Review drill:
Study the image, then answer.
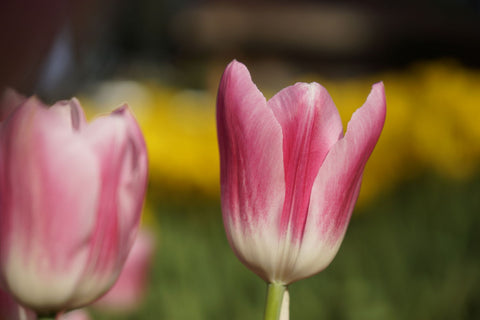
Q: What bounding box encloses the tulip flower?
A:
[216,60,386,319]
[94,229,154,312]
[0,91,148,318]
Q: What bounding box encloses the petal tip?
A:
[112,103,130,116]
[371,81,386,103]
[344,81,386,142]
[372,81,384,89]
[371,81,386,118]
[223,59,250,80]
[218,59,265,107]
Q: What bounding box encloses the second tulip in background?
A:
[0,90,148,318]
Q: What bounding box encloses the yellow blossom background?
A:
[81,59,480,320]
[82,60,480,207]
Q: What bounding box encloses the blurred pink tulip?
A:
[60,309,91,320]
[94,230,154,312]
[0,91,148,316]
[217,60,386,284]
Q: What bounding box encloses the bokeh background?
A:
[1,0,480,319]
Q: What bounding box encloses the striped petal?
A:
[269,82,343,242]
[292,82,386,283]
[0,98,100,311]
[72,106,147,307]
[217,60,286,280]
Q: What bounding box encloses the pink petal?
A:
[113,106,148,247]
[73,105,147,305]
[293,82,386,281]
[217,60,285,235]
[0,98,100,310]
[269,82,343,241]
[316,82,385,238]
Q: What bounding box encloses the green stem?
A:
[263,282,287,320]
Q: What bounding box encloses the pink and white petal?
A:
[72,108,146,307]
[217,60,286,281]
[112,105,148,251]
[292,82,386,283]
[269,82,343,242]
[0,99,101,311]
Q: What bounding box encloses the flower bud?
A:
[216,61,385,284]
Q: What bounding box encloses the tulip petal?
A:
[217,61,286,232]
[217,60,286,280]
[269,82,343,242]
[73,105,147,306]
[0,99,100,310]
[292,82,386,282]
[113,106,148,248]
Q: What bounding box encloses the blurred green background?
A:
[1,0,480,319]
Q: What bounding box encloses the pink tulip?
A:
[0,92,148,316]
[216,60,386,284]
[94,229,154,312]
[60,309,91,320]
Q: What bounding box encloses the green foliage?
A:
[92,175,480,319]
[291,175,480,320]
